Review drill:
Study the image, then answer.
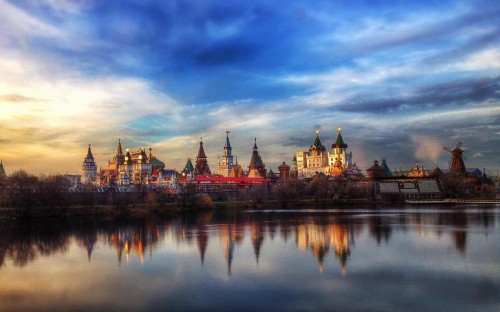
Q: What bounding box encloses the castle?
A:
[81,139,176,187]
[294,128,361,179]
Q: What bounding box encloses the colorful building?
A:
[295,129,360,179]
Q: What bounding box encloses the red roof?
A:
[194,176,268,185]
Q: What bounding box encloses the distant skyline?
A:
[0,0,499,175]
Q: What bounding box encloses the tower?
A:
[194,138,211,175]
[116,139,124,166]
[248,138,266,178]
[278,162,291,180]
[82,144,97,184]
[218,131,234,177]
[0,160,6,178]
[331,128,352,169]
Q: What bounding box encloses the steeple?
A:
[114,139,125,166]
[117,139,123,156]
[225,131,232,156]
[0,160,6,178]
[218,131,234,177]
[248,138,266,178]
[309,130,326,153]
[183,158,194,173]
[195,139,211,175]
[197,138,207,159]
[333,128,348,149]
[82,144,97,184]
[86,144,94,161]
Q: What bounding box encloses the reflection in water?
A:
[0,207,498,312]
[0,209,496,274]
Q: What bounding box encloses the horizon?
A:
[0,0,499,176]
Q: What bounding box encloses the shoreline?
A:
[1,198,498,221]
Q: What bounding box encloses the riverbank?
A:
[1,197,498,222]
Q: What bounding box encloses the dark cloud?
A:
[338,76,500,113]
[358,7,500,52]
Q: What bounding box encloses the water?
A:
[0,207,499,312]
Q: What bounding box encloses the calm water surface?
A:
[0,207,499,312]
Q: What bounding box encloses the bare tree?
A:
[8,170,40,217]
[308,173,329,205]
[177,183,198,207]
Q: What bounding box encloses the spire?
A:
[117,139,123,156]
[149,147,153,159]
[225,131,231,150]
[86,144,94,160]
[195,139,211,175]
[310,130,326,152]
[333,128,348,149]
[183,158,194,173]
[197,138,207,159]
[0,160,6,178]
[248,138,266,177]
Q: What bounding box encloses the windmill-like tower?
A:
[443,141,467,173]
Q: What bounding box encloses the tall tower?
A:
[218,131,234,177]
[248,138,266,178]
[331,128,352,169]
[194,138,211,175]
[0,160,6,178]
[82,144,97,184]
[116,139,125,166]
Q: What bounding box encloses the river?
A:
[0,206,499,311]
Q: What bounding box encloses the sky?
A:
[0,0,499,176]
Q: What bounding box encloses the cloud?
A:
[411,135,443,164]
[337,76,500,114]
[472,153,484,158]
[0,94,44,103]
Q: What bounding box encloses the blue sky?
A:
[0,0,499,175]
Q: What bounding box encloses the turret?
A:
[218,131,234,177]
[194,138,211,175]
[248,138,266,178]
[82,144,97,184]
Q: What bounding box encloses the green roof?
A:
[333,128,348,148]
[380,159,393,177]
[183,158,194,172]
[310,131,326,152]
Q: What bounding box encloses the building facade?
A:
[295,129,358,179]
[83,140,175,187]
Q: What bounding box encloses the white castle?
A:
[293,128,360,179]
